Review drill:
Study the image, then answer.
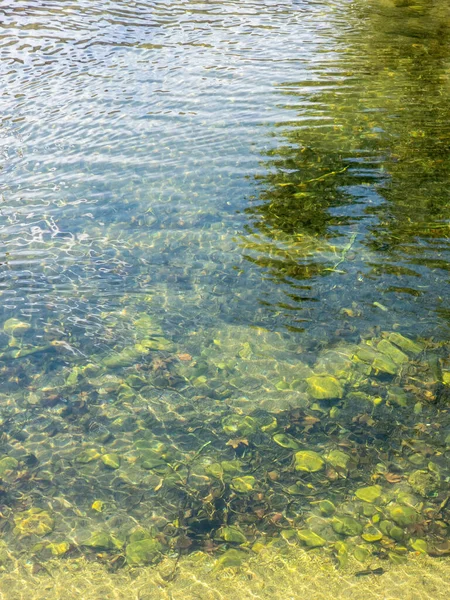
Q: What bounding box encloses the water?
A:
[0,0,449,594]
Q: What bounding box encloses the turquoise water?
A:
[0,0,449,577]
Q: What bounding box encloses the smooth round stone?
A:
[126,538,162,565]
[230,476,255,493]
[219,526,247,544]
[319,500,336,516]
[389,504,419,527]
[273,433,299,449]
[306,375,343,400]
[101,453,120,469]
[332,516,363,537]
[326,450,352,470]
[294,450,325,472]
[355,485,382,503]
[361,526,382,542]
[215,549,245,569]
[297,530,326,547]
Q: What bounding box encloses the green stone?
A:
[219,527,247,544]
[272,433,299,449]
[221,460,243,475]
[140,450,167,470]
[354,545,371,562]
[222,415,258,436]
[372,354,398,375]
[377,340,408,365]
[319,500,336,516]
[388,333,423,355]
[103,346,141,368]
[389,526,405,542]
[205,463,224,479]
[101,453,120,469]
[128,528,152,543]
[0,456,19,477]
[356,345,381,364]
[379,520,392,536]
[387,386,408,407]
[306,375,343,400]
[332,516,363,537]
[408,470,439,497]
[13,509,54,537]
[47,542,70,556]
[326,450,352,470]
[297,530,326,547]
[355,485,382,503]
[84,531,123,550]
[76,449,100,464]
[126,538,162,565]
[3,318,30,335]
[231,476,255,493]
[294,450,325,473]
[334,540,349,568]
[361,526,382,542]
[215,549,245,569]
[66,367,81,386]
[389,504,419,527]
[411,538,428,554]
[388,551,407,564]
[260,416,278,433]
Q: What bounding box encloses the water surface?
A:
[0,0,449,586]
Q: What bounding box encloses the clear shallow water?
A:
[0,0,449,582]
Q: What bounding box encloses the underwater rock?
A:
[387,333,423,355]
[361,526,382,542]
[389,526,405,542]
[91,500,105,512]
[13,509,54,537]
[47,542,70,556]
[377,340,408,365]
[101,453,120,469]
[306,375,343,400]
[354,545,371,562]
[215,549,246,569]
[355,485,382,503]
[411,538,428,554]
[0,456,19,477]
[332,516,363,537]
[389,504,419,527]
[294,451,325,472]
[3,318,31,335]
[408,469,439,497]
[387,386,408,407]
[222,415,258,436]
[372,354,398,375]
[205,463,224,479]
[325,450,352,470]
[140,449,168,471]
[76,449,101,464]
[219,526,247,544]
[273,433,300,449]
[84,531,123,551]
[230,476,255,493]
[297,530,326,547]
[126,538,163,565]
[318,500,336,516]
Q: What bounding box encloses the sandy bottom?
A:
[0,545,448,600]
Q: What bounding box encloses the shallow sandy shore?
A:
[0,545,448,600]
